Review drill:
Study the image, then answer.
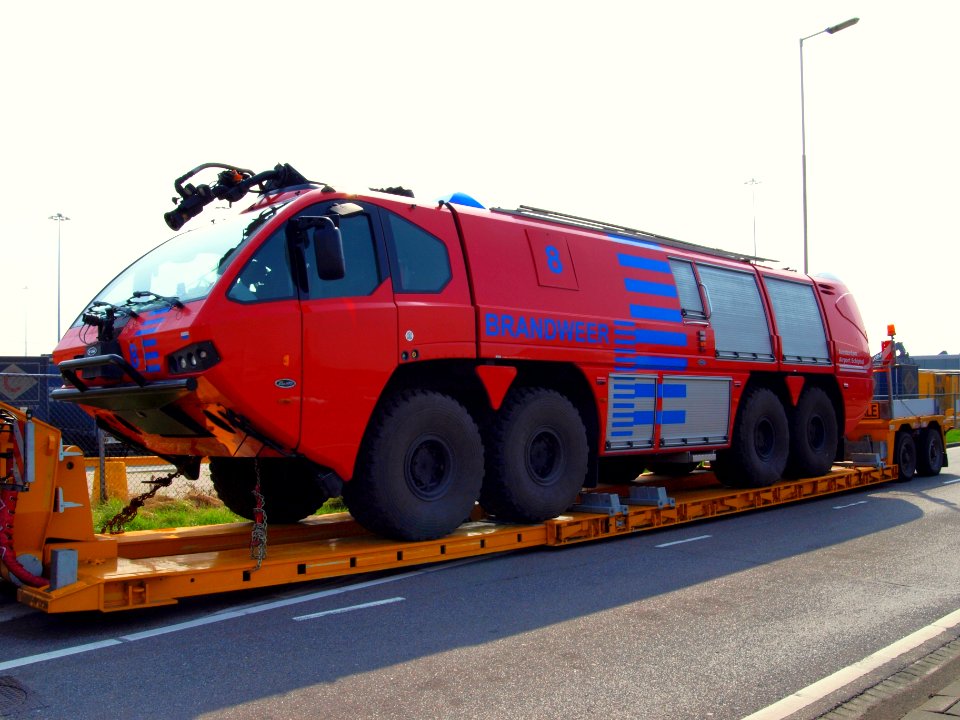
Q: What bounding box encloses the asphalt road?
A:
[2,448,959,720]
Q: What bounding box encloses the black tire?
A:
[209,457,336,523]
[786,386,839,478]
[646,461,699,477]
[893,430,917,481]
[480,388,588,522]
[342,391,483,541]
[916,428,944,477]
[598,455,646,484]
[713,386,789,488]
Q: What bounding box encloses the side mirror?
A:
[287,216,346,281]
[311,218,346,281]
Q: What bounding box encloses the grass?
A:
[92,493,348,532]
[947,428,960,445]
[92,494,243,532]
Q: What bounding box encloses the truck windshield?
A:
[74,205,283,324]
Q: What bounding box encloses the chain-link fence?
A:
[0,355,214,503]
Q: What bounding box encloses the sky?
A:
[3,0,958,358]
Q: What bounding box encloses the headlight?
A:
[167,341,221,375]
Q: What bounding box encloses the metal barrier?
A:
[1,361,214,503]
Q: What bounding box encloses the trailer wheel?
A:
[916,428,944,476]
[713,386,788,488]
[893,430,917,481]
[480,388,588,522]
[209,457,336,523]
[343,391,483,541]
[785,386,838,478]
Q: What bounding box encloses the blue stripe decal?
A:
[615,356,689,371]
[611,383,656,399]
[629,305,683,323]
[617,254,671,274]
[607,233,661,251]
[144,351,160,360]
[660,410,686,425]
[146,364,162,372]
[659,384,687,398]
[142,338,158,347]
[617,328,688,347]
[624,278,677,298]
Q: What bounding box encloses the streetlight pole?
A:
[744,178,761,258]
[22,286,29,355]
[48,213,71,342]
[800,16,859,275]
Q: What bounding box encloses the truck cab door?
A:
[216,226,305,454]
[296,203,398,480]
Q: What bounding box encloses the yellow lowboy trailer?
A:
[0,400,912,614]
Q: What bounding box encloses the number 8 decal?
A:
[545,245,563,274]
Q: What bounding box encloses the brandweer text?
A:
[485,312,609,345]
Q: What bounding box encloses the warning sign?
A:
[0,365,38,402]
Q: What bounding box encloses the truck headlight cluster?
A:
[167,341,221,375]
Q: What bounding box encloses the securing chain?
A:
[250,458,268,571]
[101,469,183,534]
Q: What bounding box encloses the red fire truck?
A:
[51,163,874,541]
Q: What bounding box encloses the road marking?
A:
[0,557,485,671]
[942,478,960,485]
[293,597,404,621]
[742,606,960,720]
[655,535,711,548]
[833,500,869,509]
[0,640,122,673]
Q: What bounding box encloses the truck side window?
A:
[226,229,295,303]
[308,213,380,300]
[669,258,704,318]
[764,277,830,364]
[382,212,451,293]
[696,264,774,361]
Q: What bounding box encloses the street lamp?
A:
[800,16,859,274]
[48,212,71,342]
[744,178,761,258]
[21,286,29,355]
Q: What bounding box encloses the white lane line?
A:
[293,597,404,621]
[942,478,960,485]
[833,500,869,509]
[742,607,960,720]
[655,535,711,548]
[0,640,122,673]
[0,557,485,671]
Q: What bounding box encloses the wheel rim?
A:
[900,442,915,471]
[526,428,563,487]
[806,414,826,452]
[755,418,776,461]
[404,434,454,501]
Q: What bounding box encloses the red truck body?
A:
[52,166,873,540]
